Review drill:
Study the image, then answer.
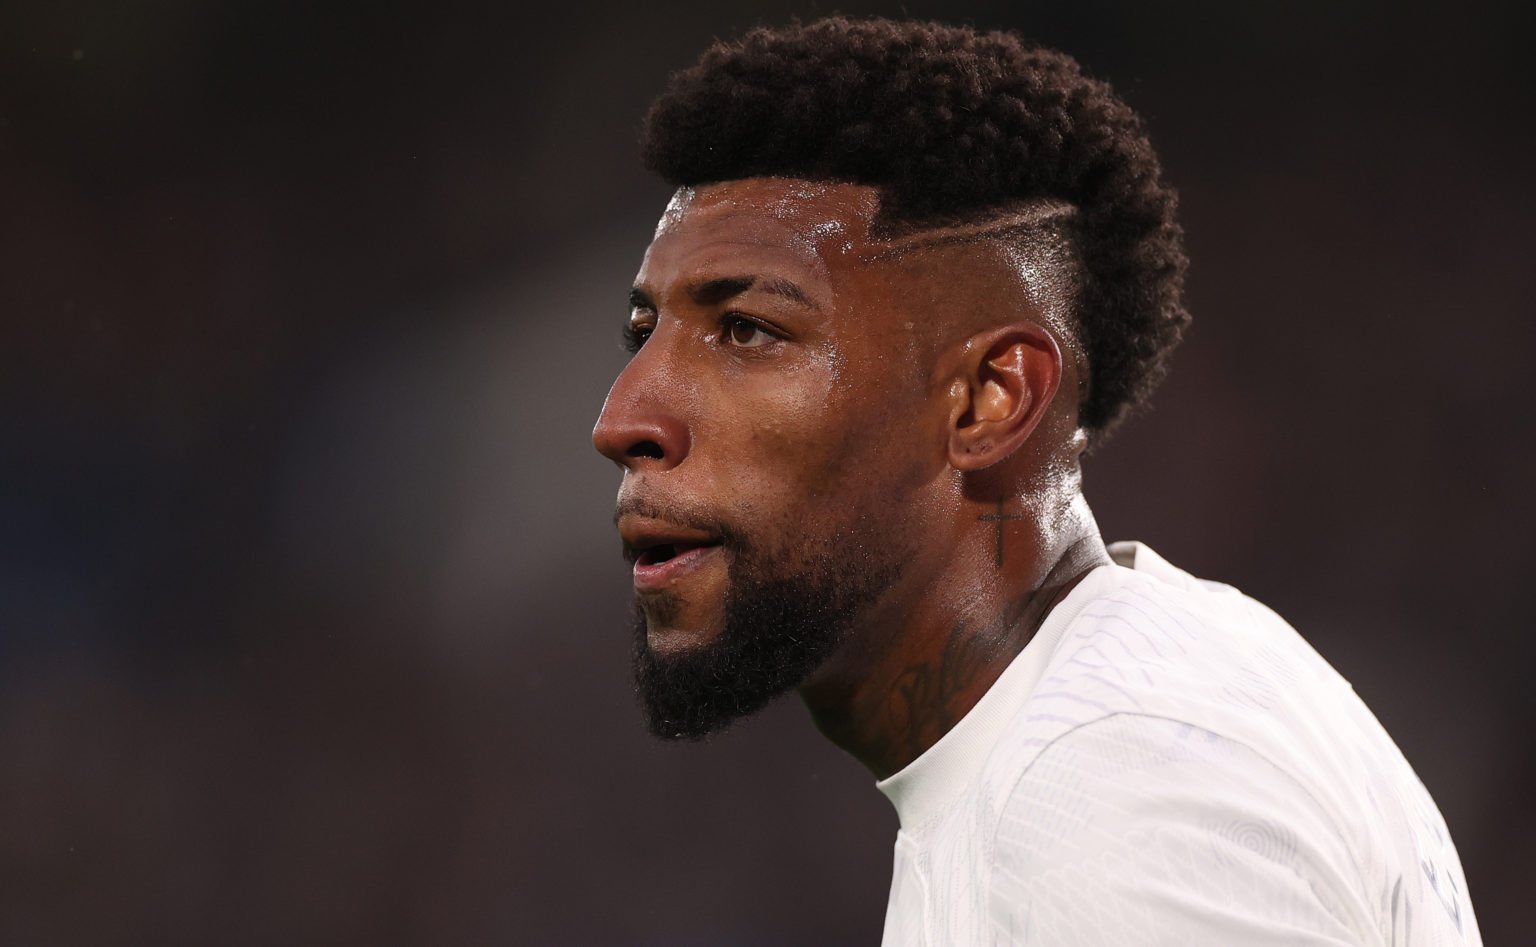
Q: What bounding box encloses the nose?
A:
[592,352,691,472]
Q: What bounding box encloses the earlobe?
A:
[946,325,1062,471]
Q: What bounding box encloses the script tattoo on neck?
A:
[882,593,1033,767]
[872,561,1089,777]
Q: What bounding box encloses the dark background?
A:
[2,1,1530,943]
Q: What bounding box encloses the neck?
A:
[799,496,1108,780]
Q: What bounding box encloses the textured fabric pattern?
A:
[877,543,1479,946]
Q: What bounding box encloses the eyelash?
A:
[621,314,780,354]
[621,322,649,354]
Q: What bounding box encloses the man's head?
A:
[593,18,1189,739]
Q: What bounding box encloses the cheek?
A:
[745,384,842,477]
[697,366,846,498]
[698,335,938,507]
[762,381,929,502]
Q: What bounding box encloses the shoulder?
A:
[989,555,1343,781]
[966,548,1478,945]
[1019,546,1355,759]
[983,552,1362,853]
[983,712,1375,945]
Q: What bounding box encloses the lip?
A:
[618,513,724,592]
[633,544,722,592]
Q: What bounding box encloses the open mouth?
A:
[616,510,724,590]
[637,540,717,566]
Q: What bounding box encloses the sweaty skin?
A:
[593,177,1109,778]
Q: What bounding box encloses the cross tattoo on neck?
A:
[977,499,1024,568]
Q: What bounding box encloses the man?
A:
[592,17,1479,946]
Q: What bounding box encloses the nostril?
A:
[627,440,664,460]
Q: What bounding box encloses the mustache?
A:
[613,494,748,548]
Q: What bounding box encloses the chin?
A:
[636,595,724,657]
[643,623,718,658]
[626,496,914,739]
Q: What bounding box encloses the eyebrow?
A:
[628,275,821,312]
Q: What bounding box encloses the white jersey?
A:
[877,543,1479,946]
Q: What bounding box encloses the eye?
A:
[622,319,654,354]
[722,315,776,349]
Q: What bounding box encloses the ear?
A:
[945,323,1063,471]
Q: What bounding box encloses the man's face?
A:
[592,178,952,738]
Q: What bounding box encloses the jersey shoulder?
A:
[972,556,1479,946]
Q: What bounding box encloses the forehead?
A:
[638,178,886,287]
[633,178,1074,358]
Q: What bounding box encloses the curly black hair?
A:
[640,17,1190,440]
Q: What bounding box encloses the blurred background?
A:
[2,0,1530,943]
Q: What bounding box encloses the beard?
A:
[631,515,905,741]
